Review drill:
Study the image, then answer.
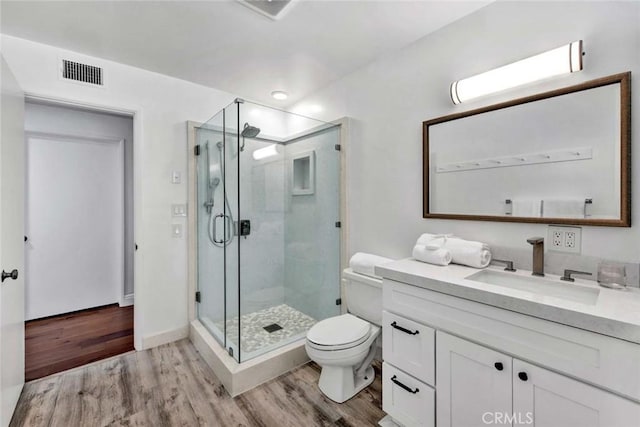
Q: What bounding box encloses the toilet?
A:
[305,268,382,403]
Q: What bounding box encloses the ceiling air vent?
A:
[60,59,104,86]
[238,0,295,20]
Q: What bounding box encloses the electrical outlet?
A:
[548,226,581,254]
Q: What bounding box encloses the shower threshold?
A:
[190,305,315,396]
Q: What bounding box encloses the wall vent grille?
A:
[61,59,104,86]
[237,0,294,20]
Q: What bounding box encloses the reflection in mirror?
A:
[423,72,630,227]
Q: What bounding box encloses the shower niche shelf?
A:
[292,150,315,196]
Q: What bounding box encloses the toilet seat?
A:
[307,314,371,351]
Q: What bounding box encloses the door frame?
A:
[24,93,143,350]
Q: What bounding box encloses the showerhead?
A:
[241,122,261,138]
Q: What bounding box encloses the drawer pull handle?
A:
[518,372,528,381]
[391,375,419,394]
[391,321,419,335]
[494,362,504,371]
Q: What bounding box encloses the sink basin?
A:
[466,270,600,305]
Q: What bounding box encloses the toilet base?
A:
[318,365,375,403]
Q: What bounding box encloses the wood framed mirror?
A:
[423,72,631,227]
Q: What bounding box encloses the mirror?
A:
[423,72,631,227]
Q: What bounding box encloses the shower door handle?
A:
[213,214,234,244]
[212,214,225,244]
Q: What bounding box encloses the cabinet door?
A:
[436,332,512,427]
[383,310,436,385]
[513,360,640,427]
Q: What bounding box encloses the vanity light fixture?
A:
[450,40,583,104]
[252,144,280,160]
[271,90,288,100]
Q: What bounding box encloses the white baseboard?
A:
[119,293,134,307]
[141,325,189,350]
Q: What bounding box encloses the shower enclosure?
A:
[195,99,341,363]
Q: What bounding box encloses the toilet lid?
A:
[307,314,371,348]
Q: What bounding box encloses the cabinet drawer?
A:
[383,362,435,427]
[383,311,435,385]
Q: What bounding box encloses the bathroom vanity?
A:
[377,259,640,427]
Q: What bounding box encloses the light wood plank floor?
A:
[10,339,385,427]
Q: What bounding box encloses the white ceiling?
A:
[0,1,490,106]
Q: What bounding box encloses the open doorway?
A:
[23,100,135,381]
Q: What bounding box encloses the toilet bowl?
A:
[305,268,382,403]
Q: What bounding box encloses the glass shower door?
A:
[196,109,226,347]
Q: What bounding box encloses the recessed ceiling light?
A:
[271,91,288,100]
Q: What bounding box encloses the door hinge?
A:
[335,298,342,306]
[194,144,201,156]
[334,144,341,151]
[135,243,138,251]
[195,291,201,303]
[335,221,341,228]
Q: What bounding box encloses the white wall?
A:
[291,1,640,265]
[24,102,135,298]
[0,35,236,348]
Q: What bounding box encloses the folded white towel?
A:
[416,233,492,268]
[512,199,542,217]
[412,245,452,266]
[543,199,585,218]
[349,252,394,278]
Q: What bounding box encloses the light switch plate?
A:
[171,171,182,184]
[172,204,187,217]
[172,224,183,238]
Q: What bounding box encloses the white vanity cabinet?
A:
[436,331,640,427]
[381,276,640,427]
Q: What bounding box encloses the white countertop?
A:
[375,258,640,344]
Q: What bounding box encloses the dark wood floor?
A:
[11,339,385,427]
[25,304,134,381]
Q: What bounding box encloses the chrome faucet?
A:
[526,237,544,277]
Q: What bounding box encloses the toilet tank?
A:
[343,268,383,326]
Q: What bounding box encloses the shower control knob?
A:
[1,269,18,283]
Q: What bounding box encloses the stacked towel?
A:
[412,244,452,266]
[543,199,585,218]
[415,233,492,268]
[349,252,394,278]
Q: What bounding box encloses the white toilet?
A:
[305,268,382,403]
